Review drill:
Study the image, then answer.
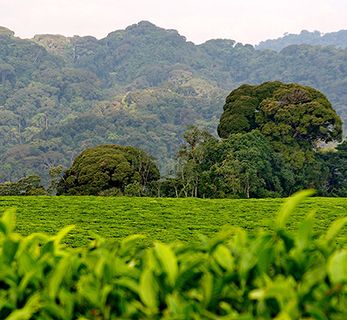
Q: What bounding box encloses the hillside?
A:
[257,29,347,51]
[0,21,346,182]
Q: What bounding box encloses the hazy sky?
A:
[1,0,347,44]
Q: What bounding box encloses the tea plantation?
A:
[0,196,346,246]
[0,191,346,319]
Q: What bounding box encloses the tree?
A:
[319,140,347,196]
[57,144,160,195]
[217,82,343,192]
[213,130,284,198]
[171,128,285,198]
[175,126,216,197]
[2,25,347,183]
[48,165,64,195]
[218,81,342,148]
[0,175,46,196]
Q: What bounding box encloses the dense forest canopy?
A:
[0,21,346,182]
[257,29,347,51]
[167,80,345,199]
[218,82,342,145]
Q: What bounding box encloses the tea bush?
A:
[1,196,346,247]
[0,190,346,319]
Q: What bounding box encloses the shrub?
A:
[0,190,346,319]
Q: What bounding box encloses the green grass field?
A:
[0,196,346,246]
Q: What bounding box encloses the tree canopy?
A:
[257,29,347,51]
[218,81,342,148]
[1,22,347,182]
[166,81,345,199]
[57,145,159,195]
[319,140,347,197]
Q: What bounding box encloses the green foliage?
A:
[1,23,347,181]
[215,131,284,198]
[213,82,344,197]
[175,126,217,197]
[0,175,46,196]
[173,127,311,198]
[218,81,342,147]
[47,165,64,195]
[0,195,346,247]
[124,182,142,197]
[0,26,15,37]
[257,29,347,51]
[319,140,347,197]
[57,144,160,195]
[0,191,346,319]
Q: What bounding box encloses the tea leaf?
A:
[154,242,178,286]
[5,293,40,320]
[48,255,72,299]
[54,225,75,248]
[322,217,347,243]
[328,249,347,284]
[213,244,234,271]
[275,190,315,229]
[120,234,146,253]
[139,269,158,309]
[0,209,16,235]
[202,272,213,306]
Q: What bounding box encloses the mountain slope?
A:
[256,29,347,51]
[0,22,346,182]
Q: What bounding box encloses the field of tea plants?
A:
[1,192,346,319]
[0,196,346,246]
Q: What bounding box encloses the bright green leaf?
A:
[139,269,158,309]
[276,190,315,229]
[154,242,178,286]
[328,249,347,284]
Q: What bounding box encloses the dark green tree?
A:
[319,140,347,196]
[175,126,217,197]
[0,175,46,196]
[214,130,284,198]
[170,128,285,198]
[2,23,347,183]
[218,82,342,148]
[217,82,343,192]
[57,144,160,195]
[48,165,64,195]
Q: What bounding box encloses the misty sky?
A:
[1,0,347,44]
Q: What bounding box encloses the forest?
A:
[0,19,346,319]
[1,80,346,198]
[256,29,347,51]
[0,21,346,188]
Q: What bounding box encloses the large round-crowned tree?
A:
[57,144,160,195]
[217,81,342,148]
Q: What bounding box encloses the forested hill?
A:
[0,21,346,182]
[257,29,347,51]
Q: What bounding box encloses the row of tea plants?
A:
[0,190,346,319]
